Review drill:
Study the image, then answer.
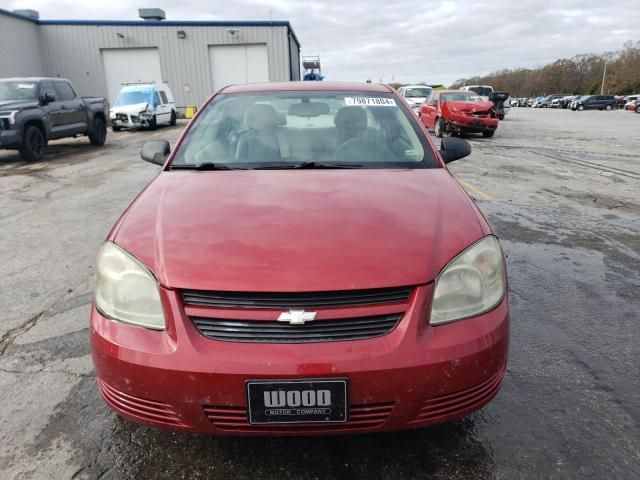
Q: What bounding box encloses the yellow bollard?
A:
[184,105,197,119]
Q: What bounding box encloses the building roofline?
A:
[0,8,301,47]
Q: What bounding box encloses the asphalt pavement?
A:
[1,109,639,479]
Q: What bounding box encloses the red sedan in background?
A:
[420,90,499,138]
[91,81,509,435]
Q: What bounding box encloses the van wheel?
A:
[434,118,446,138]
[170,110,177,126]
[605,104,612,111]
[89,117,107,146]
[148,115,157,130]
[577,105,584,111]
[19,125,46,162]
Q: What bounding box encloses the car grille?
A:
[98,380,187,428]
[203,402,394,432]
[191,313,402,343]
[182,286,413,309]
[408,366,505,426]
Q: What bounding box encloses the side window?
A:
[53,82,76,101]
[154,91,161,107]
[39,81,56,100]
[159,90,169,104]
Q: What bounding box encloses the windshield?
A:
[0,81,38,101]
[440,92,484,103]
[172,91,435,168]
[405,87,432,98]
[114,89,154,107]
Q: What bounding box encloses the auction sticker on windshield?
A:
[345,97,397,107]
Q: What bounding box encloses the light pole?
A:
[600,58,607,95]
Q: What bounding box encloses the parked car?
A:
[559,95,577,109]
[571,95,616,111]
[460,85,494,100]
[531,96,547,108]
[91,81,509,435]
[518,97,530,107]
[623,95,640,110]
[625,99,640,113]
[397,85,433,114]
[420,89,499,137]
[0,77,108,161]
[539,94,568,108]
[110,82,176,131]
[510,98,519,107]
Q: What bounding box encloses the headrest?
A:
[334,106,367,130]
[246,103,280,130]
[288,102,330,117]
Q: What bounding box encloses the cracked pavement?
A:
[1,110,639,479]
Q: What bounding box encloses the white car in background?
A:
[110,82,176,131]
[397,85,433,114]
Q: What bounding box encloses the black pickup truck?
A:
[0,77,108,161]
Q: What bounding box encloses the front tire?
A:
[482,130,495,138]
[170,110,177,126]
[89,117,107,146]
[605,104,612,111]
[19,125,46,162]
[577,105,584,111]
[434,118,446,138]
[148,115,157,130]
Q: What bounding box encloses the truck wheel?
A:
[577,105,584,111]
[149,115,157,130]
[482,130,495,138]
[19,125,46,162]
[605,104,612,111]
[434,118,446,138]
[89,117,107,146]
[498,113,505,120]
[170,110,177,126]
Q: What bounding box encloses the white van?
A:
[110,82,176,131]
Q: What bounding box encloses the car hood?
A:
[110,102,149,115]
[406,97,427,104]
[112,169,486,291]
[0,99,38,110]
[442,101,495,113]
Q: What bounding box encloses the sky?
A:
[3,0,638,85]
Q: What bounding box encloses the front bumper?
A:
[448,113,498,133]
[91,285,509,435]
[0,128,20,148]
[111,112,152,128]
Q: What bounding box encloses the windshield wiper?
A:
[255,162,362,170]
[169,163,247,171]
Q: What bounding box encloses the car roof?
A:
[0,77,70,82]
[221,81,393,94]
[403,85,433,89]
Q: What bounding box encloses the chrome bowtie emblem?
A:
[277,310,317,325]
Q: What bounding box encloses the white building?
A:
[0,8,301,107]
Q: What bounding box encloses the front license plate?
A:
[247,379,348,424]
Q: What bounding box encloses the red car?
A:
[420,90,499,138]
[91,81,509,435]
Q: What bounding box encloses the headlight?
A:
[0,110,19,125]
[95,242,165,330]
[430,236,506,325]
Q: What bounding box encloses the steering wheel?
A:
[334,138,395,162]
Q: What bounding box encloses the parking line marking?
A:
[457,178,494,201]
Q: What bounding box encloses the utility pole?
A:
[600,59,607,95]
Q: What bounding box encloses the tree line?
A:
[448,41,640,97]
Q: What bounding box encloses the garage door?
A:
[101,48,163,104]
[209,44,269,92]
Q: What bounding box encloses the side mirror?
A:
[141,140,170,165]
[439,137,471,164]
[39,93,55,105]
